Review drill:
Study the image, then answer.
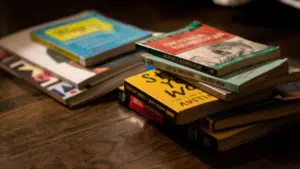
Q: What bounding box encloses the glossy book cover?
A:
[31,11,151,65]
[137,21,279,76]
[125,70,218,114]
[124,70,271,124]
[0,26,145,89]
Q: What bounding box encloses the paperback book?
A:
[190,67,300,101]
[30,11,152,66]
[0,52,146,107]
[136,21,280,76]
[0,27,146,89]
[144,53,288,92]
[118,88,299,151]
[194,116,300,152]
[206,99,300,131]
[124,70,273,124]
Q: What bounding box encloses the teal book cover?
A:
[145,54,287,92]
[31,11,152,66]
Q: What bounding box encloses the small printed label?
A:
[0,50,10,61]
[129,95,164,124]
[47,82,82,99]
[46,17,114,41]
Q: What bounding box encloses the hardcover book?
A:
[144,54,288,92]
[190,67,300,101]
[0,27,146,89]
[124,70,273,124]
[136,21,280,76]
[206,99,300,132]
[30,11,152,66]
[0,52,146,107]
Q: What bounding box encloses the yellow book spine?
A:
[124,81,177,122]
[30,33,81,64]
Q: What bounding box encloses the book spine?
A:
[145,56,240,92]
[118,90,167,124]
[213,46,279,70]
[191,82,228,101]
[0,57,67,106]
[30,33,82,64]
[124,81,178,123]
[207,118,216,133]
[136,44,218,76]
[119,90,219,151]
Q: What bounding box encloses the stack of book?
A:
[0,11,153,107]
[1,10,300,152]
[119,21,300,151]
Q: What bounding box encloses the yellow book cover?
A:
[125,70,272,124]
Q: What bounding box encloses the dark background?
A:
[1,0,300,60]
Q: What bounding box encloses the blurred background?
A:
[1,0,300,58]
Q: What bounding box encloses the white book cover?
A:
[0,28,145,88]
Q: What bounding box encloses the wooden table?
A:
[1,1,300,168]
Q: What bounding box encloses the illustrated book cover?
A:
[0,52,146,107]
[136,21,280,76]
[30,11,152,66]
[0,27,145,89]
[124,70,273,124]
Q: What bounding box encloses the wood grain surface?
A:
[1,1,300,168]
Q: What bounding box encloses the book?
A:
[206,99,300,132]
[30,11,152,66]
[143,53,288,92]
[0,27,146,89]
[0,52,146,107]
[275,81,300,100]
[118,85,165,124]
[124,70,273,124]
[189,67,300,101]
[118,90,299,151]
[136,21,280,76]
[194,115,300,152]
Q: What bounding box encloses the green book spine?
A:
[145,54,288,93]
[144,55,239,92]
